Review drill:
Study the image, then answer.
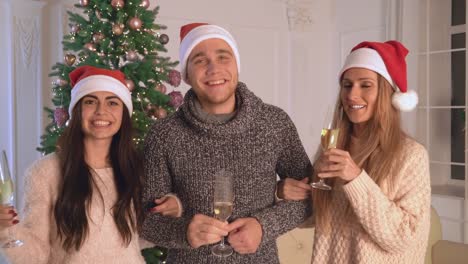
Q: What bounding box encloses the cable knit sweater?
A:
[0,154,145,264]
[142,82,312,263]
[311,138,431,264]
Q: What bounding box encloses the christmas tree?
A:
[37,0,184,155]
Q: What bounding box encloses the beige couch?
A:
[276,207,468,264]
[425,207,468,264]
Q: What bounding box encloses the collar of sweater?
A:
[180,82,262,137]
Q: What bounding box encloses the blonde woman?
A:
[278,41,431,263]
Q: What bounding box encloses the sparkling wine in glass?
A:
[0,150,24,248]
[311,107,339,191]
[211,169,234,257]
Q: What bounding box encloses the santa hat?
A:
[339,40,418,111]
[68,65,133,117]
[179,23,240,83]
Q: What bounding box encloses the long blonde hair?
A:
[312,75,406,230]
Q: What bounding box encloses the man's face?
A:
[186,38,238,114]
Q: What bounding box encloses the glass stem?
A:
[7,227,13,241]
[220,235,226,248]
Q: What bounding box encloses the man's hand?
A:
[227,217,262,254]
[150,195,182,217]
[187,214,229,248]
[277,178,311,200]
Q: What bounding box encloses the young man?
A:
[141,23,312,263]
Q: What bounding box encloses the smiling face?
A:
[340,68,379,132]
[80,91,124,145]
[185,38,239,114]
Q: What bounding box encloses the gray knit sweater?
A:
[141,82,312,263]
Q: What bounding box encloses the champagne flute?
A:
[0,150,24,248]
[211,169,234,257]
[311,106,339,191]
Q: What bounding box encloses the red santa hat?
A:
[179,23,241,83]
[339,40,418,111]
[68,65,133,117]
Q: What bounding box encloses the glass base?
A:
[211,244,233,257]
[2,239,24,248]
[311,181,332,191]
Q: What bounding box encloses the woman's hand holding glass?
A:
[0,205,18,230]
[315,148,361,183]
[0,150,23,247]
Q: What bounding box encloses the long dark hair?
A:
[55,101,143,251]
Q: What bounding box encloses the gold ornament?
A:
[128,17,142,31]
[112,23,124,35]
[159,34,169,45]
[126,50,138,61]
[125,79,135,91]
[64,54,76,66]
[92,32,104,44]
[84,43,96,52]
[155,83,167,94]
[140,0,150,9]
[153,107,167,119]
[111,0,124,9]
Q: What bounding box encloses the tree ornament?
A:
[168,91,184,108]
[92,32,104,44]
[140,0,150,9]
[126,50,138,61]
[111,0,125,9]
[128,17,142,31]
[112,23,124,35]
[125,79,135,91]
[79,0,89,7]
[155,83,167,94]
[64,54,76,66]
[54,78,68,87]
[70,24,80,34]
[153,107,167,119]
[168,69,181,87]
[95,10,102,19]
[84,42,96,52]
[54,107,69,128]
[159,34,169,45]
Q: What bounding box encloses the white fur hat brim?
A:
[179,25,241,83]
[69,75,133,117]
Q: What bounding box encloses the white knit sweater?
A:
[311,138,431,264]
[0,154,145,264]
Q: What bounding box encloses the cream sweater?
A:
[311,138,431,264]
[0,154,145,264]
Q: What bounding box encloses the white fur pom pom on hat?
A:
[392,90,418,112]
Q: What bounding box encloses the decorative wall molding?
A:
[14,17,39,69]
[284,0,314,32]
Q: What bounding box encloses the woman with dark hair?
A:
[278,41,430,263]
[0,66,180,263]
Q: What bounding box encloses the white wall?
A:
[1,0,397,199]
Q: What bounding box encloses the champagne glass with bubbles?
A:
[0,150,24,248]
[311,106,339,191]
[211,169,234,257]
